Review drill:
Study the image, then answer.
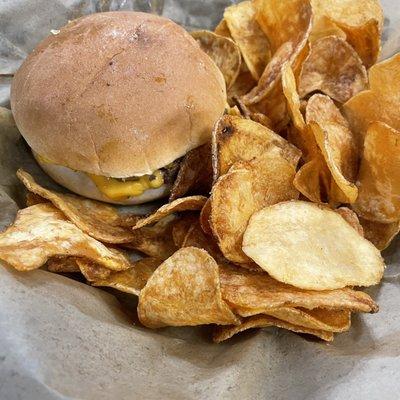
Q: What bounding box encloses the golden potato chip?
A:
[309,15,346,43]
[17,169,135,244]
[360,218,400,251]
[169,144,212,201]
[352,122,400,223]
[122,216,177,259]
[213,314,334,343]
[306,94,358,203]
[0,204,131,271]
[243,201,385,290]
[219,264,378,314]
[336,207,364,236]
[171,213,199,248]
[227,69,257,103]
[138,247,239,328]
[214,19,232,38]
[212,115,301,179]
[200,198,212,235]
[311,0,383,67]
[191,30,241,89]
[88,257,161,295]
[26,192,46,207]
[130,196,207,230]
[344,53,400,143]
[47,256,80,273]
[298,36,368,103]
[224,1,270,80]
[76,258,112,281]
[254,0,313,53]
[210,152,298,263]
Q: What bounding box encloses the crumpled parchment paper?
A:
[1,1,400,399]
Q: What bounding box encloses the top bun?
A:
[11,12,226,178]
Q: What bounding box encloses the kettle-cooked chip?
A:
[17,169,135,243]
[309,15,346,43]
[298,36,368,103]
[191,30,241,89]
[47,256,80,273]
[352,122,400,223]
[224,1,270,80]
[171,213,199,248]
[359,218,400,251]
[0,204,131,271]
[86,257,162,295]
[344,53,400,140]
[227,69,257,103]
[214,19,232,38]
[210,152,298,263]
[306,94,358,203]
[213,314,334,342]
[130,196,207,230]
[199,198,212,235]
[243,201,385,290]
[169,144,213,201]
[212,115,301,179]
[335,207,364,236]
[138,247,239,328]
[219,264,378,314]
[26,192,46,207]
[310,0,383,67]
[76,258,112,281]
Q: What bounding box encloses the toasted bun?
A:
[11,12,226,178]
[36,157,170,205]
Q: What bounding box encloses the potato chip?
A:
[336,207,364,236]
[352,122,400,223]
[17,169,135,243]
[210,152,298,263]
[254,0,313,53]
[0,204,131,271]
[213,314,334,343]
[360,218,400,251]
[47,256,80,273]
[200,198,212,235]
[344,54,400,142]
[311,0,383,67]
[88,257,161,295]
[76,258,112,281]
[227,69,257,103]
[243,201,385,290]
[214,19,232,38]
[306,94,358,203]
[298,36,368,103]
[26,192,46,207]
[138,247,239,328]
[191,30,241,89]
[169,144,212,201]
[224,1,270,80]
[212,115,301,179]
[309,15,346,43]
[122,216,177,259]
[130,196,207,230]
[219,264,378,314]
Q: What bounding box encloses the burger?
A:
[10,12,226,204]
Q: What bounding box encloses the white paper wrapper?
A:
[1,1,400,399]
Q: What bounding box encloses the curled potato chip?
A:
[306,94,358,203]
[138,247,239,328]
[298,36,368,103]
[336,207,364,236]
[243,201,385,290]
[170,214,199,248]
[219,264,378,314]
[130,196,207,230]
[311,0,383,67]
[191,30,241,89]
[214,19,232,38]
[227,68,257,103]
[224,1,270,80]
[76,258,112,281]
[353,122,400,223]
[47,256,80,273]
[200,198,212,235]
[26,192,46,207]
[169,144,212,201]
[122,216,177,259]
[17,169,135,243]
[359,218,400,251]
[0,204,131,271]
[211,152,298,263]
[88,257,161,295]
[254,0,313,53]
[213,314,334,343]
[212,115,301,179]
[344,54,400,141]
[309,15,346,43]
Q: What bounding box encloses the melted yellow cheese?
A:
[89,170,164,200]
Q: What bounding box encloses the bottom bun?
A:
[36,158,170,205]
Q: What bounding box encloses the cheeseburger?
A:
[11,12,226,204]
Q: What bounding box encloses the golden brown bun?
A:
[11,12,226,178]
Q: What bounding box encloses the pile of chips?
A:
[0,0,397,343]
